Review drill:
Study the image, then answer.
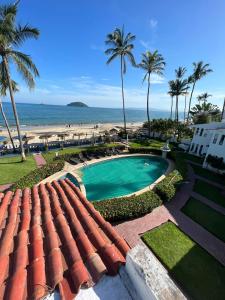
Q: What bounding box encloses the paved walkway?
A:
[115,164,225,266]
[33,153,46,168]
[191,191,225,215]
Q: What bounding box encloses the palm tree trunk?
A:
[120,55,127,134]
[2,56,26,161]
[146,73,151,137]
[184,88,188,122]
[187,81,196,123]
[0,98,16,151]
[175,96,179,123]
[170,96,173,120]
[176,95,179,123]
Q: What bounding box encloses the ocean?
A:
[0,102,171,127]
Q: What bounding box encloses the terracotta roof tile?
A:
[0,179,129,299]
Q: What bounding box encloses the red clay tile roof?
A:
[0,179,129,300]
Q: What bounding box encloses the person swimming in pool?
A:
[144,162,150,166]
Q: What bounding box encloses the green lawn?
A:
[129,139,165,149]
[0,155,37,185]
[182,197,225,242]
[142,222,225,300]
[194,179,225,208]
[191,164,225,185]
[43,147,84,163]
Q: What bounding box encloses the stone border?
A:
[40,153,174,199]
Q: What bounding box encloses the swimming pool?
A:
[59,173,80,188]
[80,155,168,201]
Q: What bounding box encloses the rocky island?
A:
[67,101,88,107]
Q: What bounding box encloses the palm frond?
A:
[106,52,119,65]
[10,50,39,76]
[13,24,39,46]
[0,61,18,96]
[125,51,136,67]
[105,26,136,70]
[12,54,35,89]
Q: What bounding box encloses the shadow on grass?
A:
[170,245,225,300]
[0,161,23,165]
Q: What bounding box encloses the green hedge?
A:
[169,151,188,179]
[93,190,162,222]
[155,170,183,202]
[129,147,162,155]
[12,161,64,190]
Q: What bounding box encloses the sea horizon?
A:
[0,102,177,127]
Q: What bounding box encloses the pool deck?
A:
[40,153,175,198]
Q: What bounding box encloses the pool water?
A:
[59,173,80,188]
[80,155,168,201]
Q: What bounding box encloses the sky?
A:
[2,0,225,110]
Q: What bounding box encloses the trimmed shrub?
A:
[155,170,183,202]
[93,190,162,222]
[129,147,162,155]
[12,160,64,190]
[169,151,188,179]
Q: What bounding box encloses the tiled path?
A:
[115,164,225,266]
[33,153,46,168]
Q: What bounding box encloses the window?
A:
[213,134,219,144]
[195,144,199,153]
[219,135,225,145]
[190,144,195,151]
[195,128,199,135]
[200,129,204,136]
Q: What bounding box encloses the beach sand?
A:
[0,122,143,145]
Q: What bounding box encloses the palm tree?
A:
[168,82,174,120]
[0,66,18,152]
[175,66,188,123]
[139,50,165,137]
[197,92,212,105]
[187,61,212,122]
[175,66,186,79]
[184,75,193,122]
[190,102,221,124]
[105,27,136,133]
[0,2,40,160]
[168,79,189,123]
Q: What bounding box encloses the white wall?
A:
[203,129,225,169]
[123,243,186,300]
[189,126,213,156]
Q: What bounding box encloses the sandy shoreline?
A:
[0,122,143,145]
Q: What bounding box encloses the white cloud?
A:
[14,76,170,109]
[14,76,224,111]
[140,40,151,50]
[149,18,158,29]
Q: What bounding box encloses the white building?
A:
[188,108,225,173]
